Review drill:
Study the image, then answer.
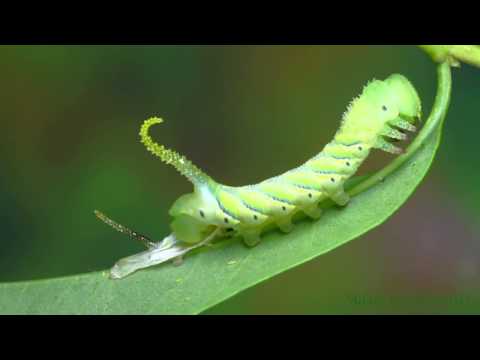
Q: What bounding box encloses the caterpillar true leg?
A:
[389,116,418,133]
[374,137,403,154]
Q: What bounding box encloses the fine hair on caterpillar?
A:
[95,73,422,279]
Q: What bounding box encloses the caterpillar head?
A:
[342,74,422,155]
[377,74,422,153]
[385,74,422,123]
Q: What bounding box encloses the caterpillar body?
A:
[96,73,421,279]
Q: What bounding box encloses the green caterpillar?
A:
[96,73,421,279]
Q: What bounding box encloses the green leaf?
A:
[0,64,452,315]
[420,45,480,68]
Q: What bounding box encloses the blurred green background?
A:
[1,45,479,314]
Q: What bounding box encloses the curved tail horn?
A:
[140,117,211,185]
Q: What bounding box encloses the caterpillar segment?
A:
[97,73,422,279]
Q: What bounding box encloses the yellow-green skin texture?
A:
[142,74,422,248]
